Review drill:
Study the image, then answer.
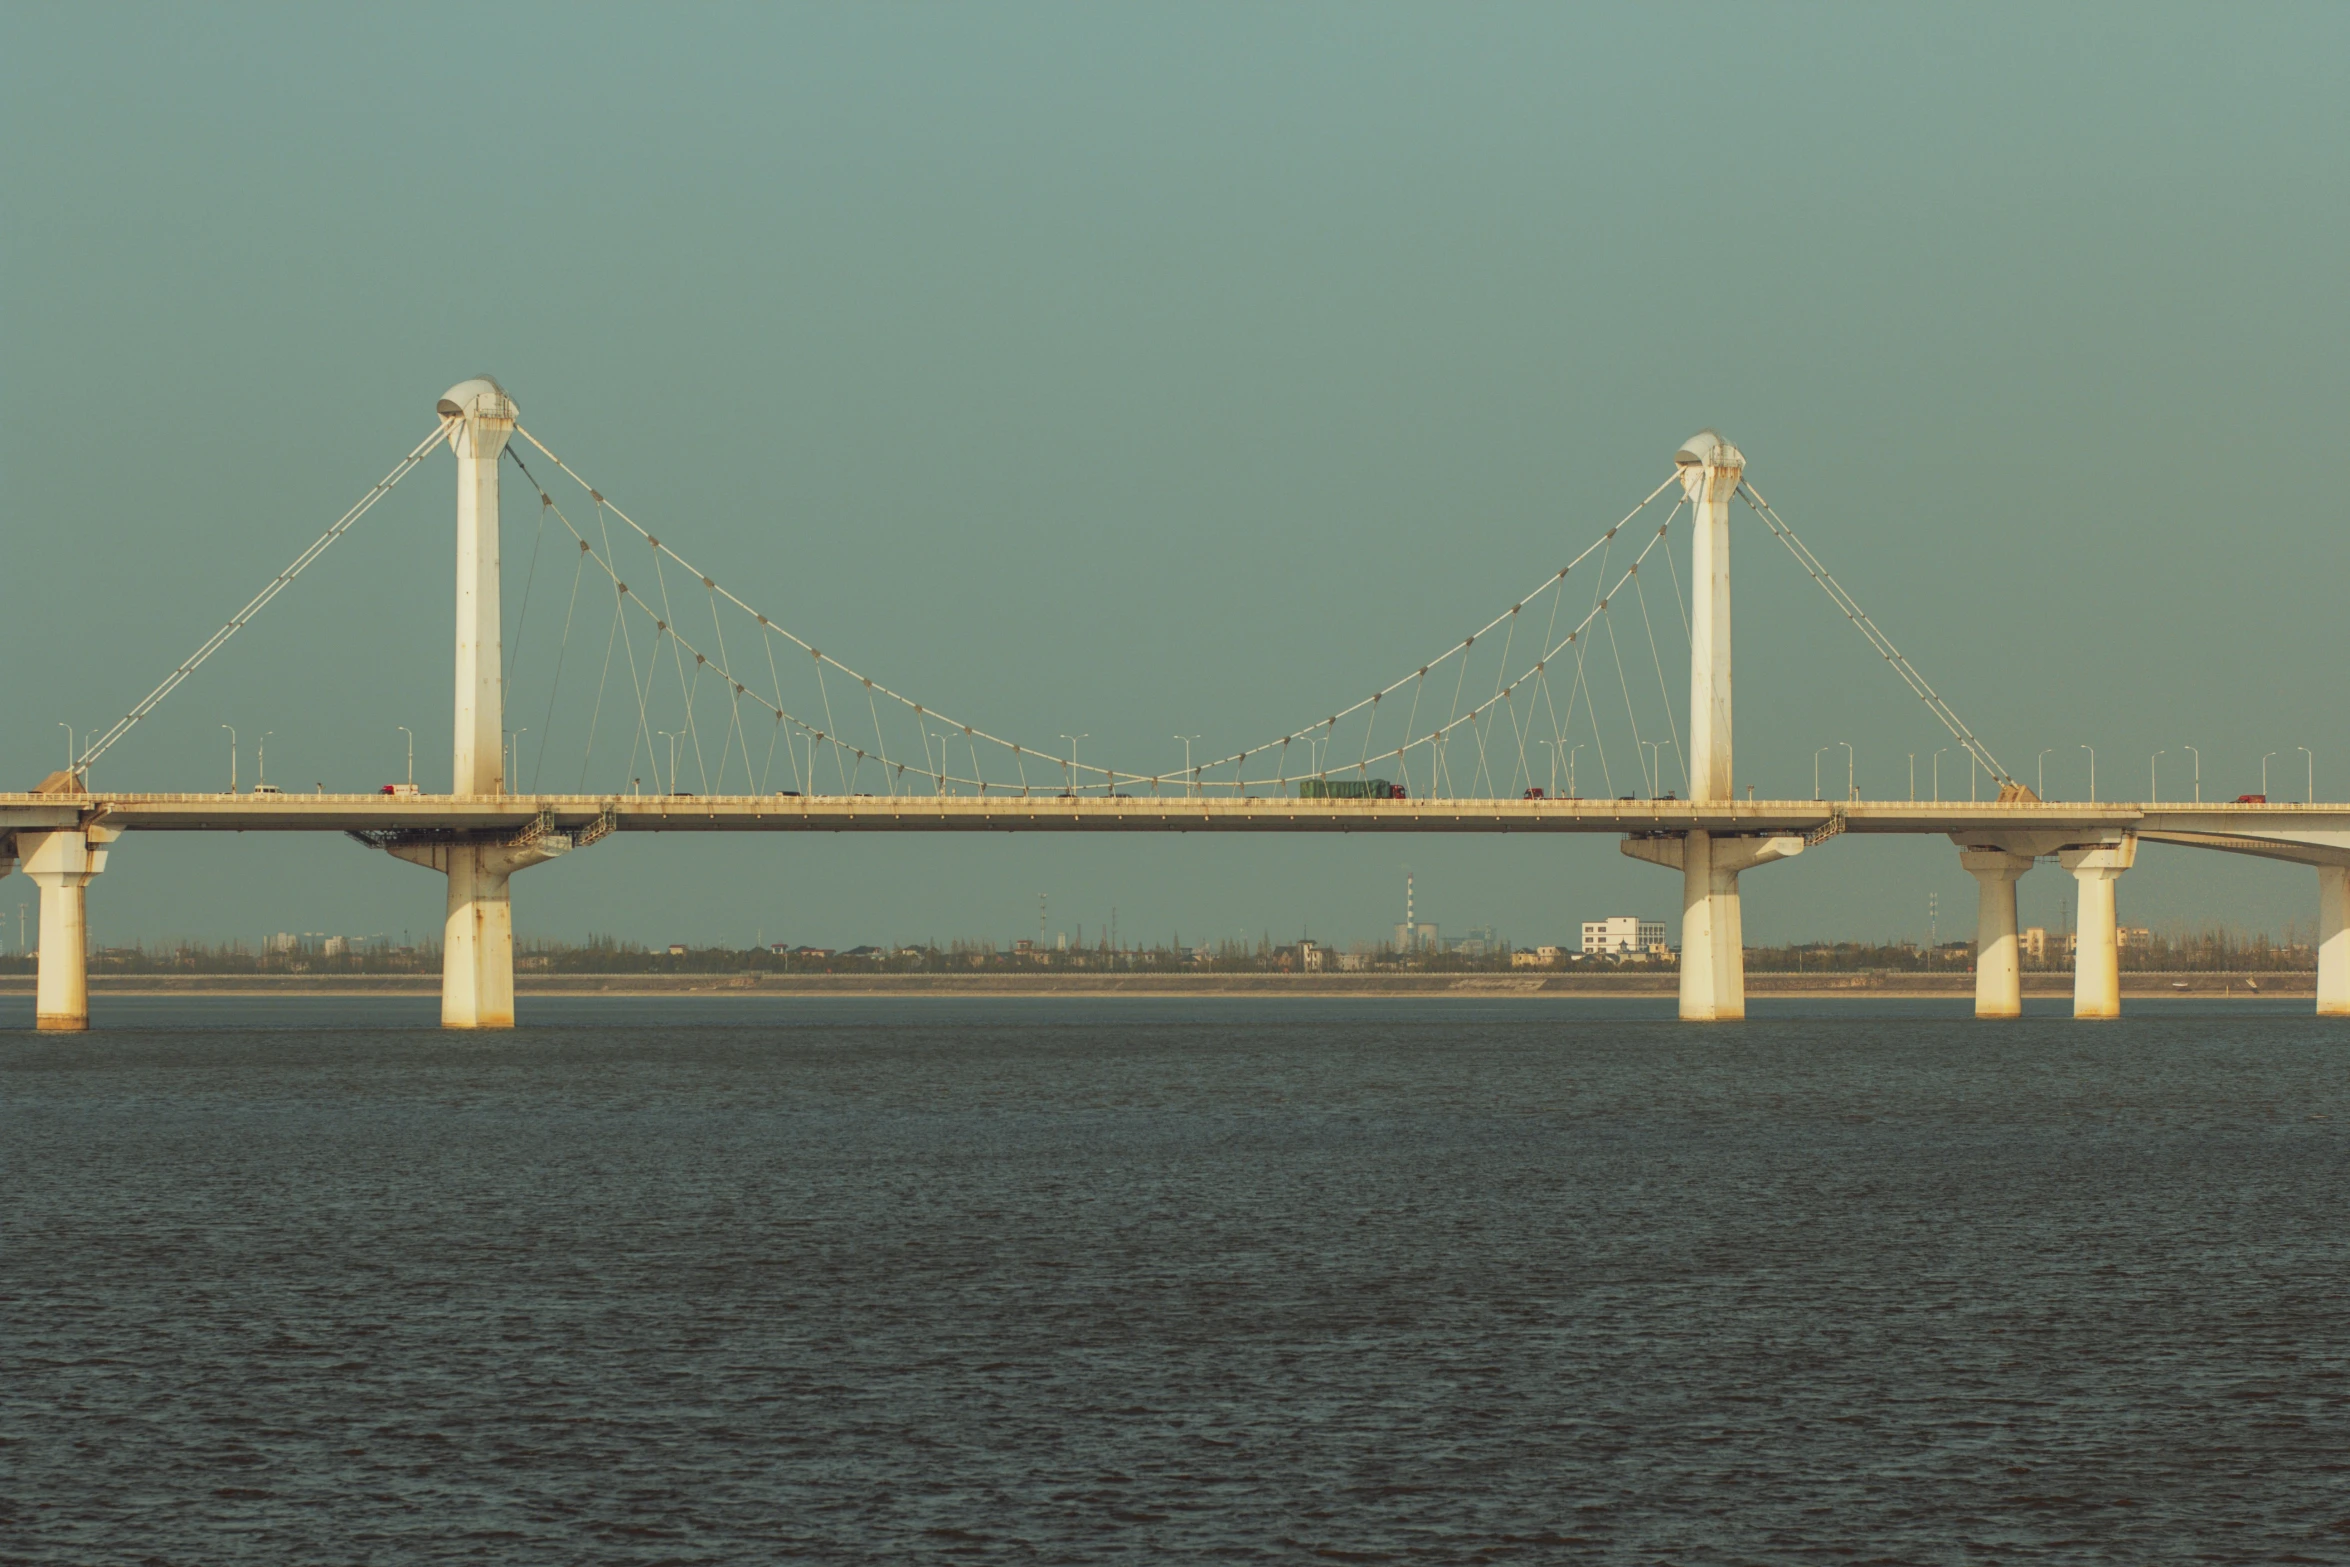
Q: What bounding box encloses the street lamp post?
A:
[1814,746,1829,801]
[1932,748,1948,803]
[257,732,273,790]
[1641,741,1662,798]
[1839,741,1855,802]
[659,730,681,794]
[1173,736,1199,798]
[1567,744,1582,799]
[221,725,237,794]
[2184,744,2200,803]
[2301,746,2315,803]
[2150,749,2164,804]
[1060,734,1088,794]
[397,725,413,789]
[507,730,528,793]
[2081,744,2095,801]
[2262,751,2277,798]
[2037,748,2054,800]
[1908,752,1916,802]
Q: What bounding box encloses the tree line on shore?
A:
[3,925,2317,976]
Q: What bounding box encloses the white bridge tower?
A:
[384,377,569,1028]
[1622,431,1802,1020]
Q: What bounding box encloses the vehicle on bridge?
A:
[1297,777,1405,800]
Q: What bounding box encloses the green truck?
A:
[1296,777,1406,800]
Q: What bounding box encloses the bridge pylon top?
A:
[438,376,516,422]
[1675,428,1743,472]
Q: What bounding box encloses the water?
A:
[6,997,2347,1563]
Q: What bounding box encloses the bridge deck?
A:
[5,792,2347,840]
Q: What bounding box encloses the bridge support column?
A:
[20,826,118,1032]
[2319,864,2350,1017]
[2059,838,2135,1020]
[385,832,569,1030]
[1623,831,1804,1021]
[1960,848,2034,1018]
[443,846,515,1029]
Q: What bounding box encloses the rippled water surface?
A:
[5,996,2347,1563]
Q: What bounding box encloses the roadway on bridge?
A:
[6,791,2345,847]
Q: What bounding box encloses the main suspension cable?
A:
[512,418,1683,795]
[1740,478,2014,787]
[74,420,453,776]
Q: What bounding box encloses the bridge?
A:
[8,379,2344,1028]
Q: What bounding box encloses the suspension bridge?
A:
[6,378,2344,1029]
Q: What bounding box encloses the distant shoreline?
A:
[1,972,2313,1000]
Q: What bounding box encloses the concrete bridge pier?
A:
[20,824,119,1031]
[385,836,567,1027]
[2059,838,2136,1019]
[1623,831,1805,1019]
[2319,864,2350,1017]
[1959,848,2035,1018]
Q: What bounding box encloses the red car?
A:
[2234,793,2266,804]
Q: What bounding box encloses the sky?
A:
[3,3,2345,954]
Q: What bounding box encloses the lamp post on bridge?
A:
[2301,746,2315,803]
[2150,749,2164,803]
[221,725,237,795]
[1814,747,1828,801]
[1568,744,1582,800]
[1839,741,1854,802]
[1060,734,1089,795]
[2080,744,2095,802]
[397,726,413,790]
[2184,744,2199,803]
[1173,736,1199,799]
[1932,748,1948,804]
[2037,748,2053,800]
[659,730,682,795]
[2263,752,2277,799]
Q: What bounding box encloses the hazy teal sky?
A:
[4,4,2345,951]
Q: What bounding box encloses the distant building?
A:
[2118,926,2152,950]
[1446,924,1499,957]
[1299,940,1326,972]
[1582,917,1665,956]
[667,944,687,956]
[266,932,296,955]
[321,936,348,958]
[1335,951,1370,972]
[1394,921,1439,953]
[2020,927,2078,962]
